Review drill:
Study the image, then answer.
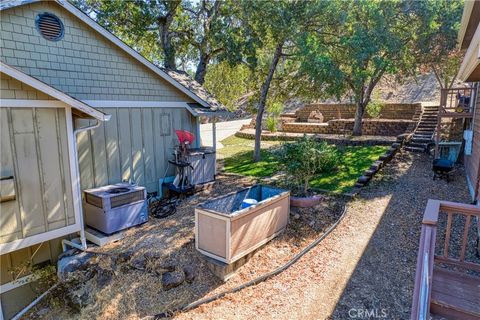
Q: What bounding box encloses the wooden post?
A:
[195,116,201,148]
[435,116,440,158]
[212,117,217,175]
[212,117,217,151]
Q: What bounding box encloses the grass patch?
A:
[219,136,388,193]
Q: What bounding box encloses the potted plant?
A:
[275,136,338,207]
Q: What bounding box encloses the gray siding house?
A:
[0,1,225,318]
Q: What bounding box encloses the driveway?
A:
[200,118,251,149]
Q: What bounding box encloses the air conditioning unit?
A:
[83,183,148,235]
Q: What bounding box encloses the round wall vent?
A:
[35,13,64,41]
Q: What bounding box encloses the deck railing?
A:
[411,200,480,320]
[439,87,475,117]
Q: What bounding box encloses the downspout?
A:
[62,119,102,252]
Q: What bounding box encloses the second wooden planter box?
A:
[195,185,290,264]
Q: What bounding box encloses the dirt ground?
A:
[27,151,473,320]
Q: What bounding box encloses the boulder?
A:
[162,271,185,290]
[57,251,94,282]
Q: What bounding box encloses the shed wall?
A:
[0,2,195,102]
[76,107,196,192]
[0,107,75,245]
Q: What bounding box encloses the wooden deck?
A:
[430,268,480,320]
[411,200,480,320]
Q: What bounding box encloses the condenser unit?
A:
[83,183,148,234]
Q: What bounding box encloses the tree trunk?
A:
[158,1,180,70]
[253,42,284,162]
[160,26,176,70]
[352,101,365,136]
[194,53,209,84]
[303,177,309,195]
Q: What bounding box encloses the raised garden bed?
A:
[195,185,290,264]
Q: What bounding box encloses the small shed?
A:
[0,0,227,318]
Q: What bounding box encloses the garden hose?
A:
[150,203,349,319]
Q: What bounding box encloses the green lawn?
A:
[219,136,388,193]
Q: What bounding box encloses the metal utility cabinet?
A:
[186,147,216,185]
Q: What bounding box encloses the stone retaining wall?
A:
[295,103,421,122]
[282,119,416,136]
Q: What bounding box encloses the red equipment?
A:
[175,130,195,146]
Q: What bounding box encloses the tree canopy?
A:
[75,0,465,152]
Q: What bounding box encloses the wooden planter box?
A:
[195,185,290,264]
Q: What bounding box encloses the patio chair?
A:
[432,141,462,182]
[456,92,471,112]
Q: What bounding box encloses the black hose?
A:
[149,196,178,219]
[152,204,349,319]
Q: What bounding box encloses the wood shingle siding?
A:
[76,107,196,193]
[0,107,75,244]
[0,74,55,100]
[0,2,195,102]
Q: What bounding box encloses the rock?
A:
[307,111,324,123]
[117,250,134,264]
[292,213,300,220]
[96,268,114,288]
[357,175,371,184]
[309,221,315,227]
[144,252,162,262]
[183,265,196,283]
[67,281,96,310]
[58,248,80,260]
[391,142,401,149]
[155,263,176,275]
[364,169,376,177]
[130,256,146,270]
[162,271,185,290]
[36,307,50,317]
[57,252,94,282]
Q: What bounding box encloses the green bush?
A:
[266,116,278,132]
[275,136,338,194]
[366,99,384,118]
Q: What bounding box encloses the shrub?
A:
[275,136,338,194]
[266,116,278,132]
[366,99,384,118]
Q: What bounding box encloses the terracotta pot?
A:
[290,195,322,208]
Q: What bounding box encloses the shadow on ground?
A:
[330,151,472,319]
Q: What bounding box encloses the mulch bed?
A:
[26,175,347,320]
